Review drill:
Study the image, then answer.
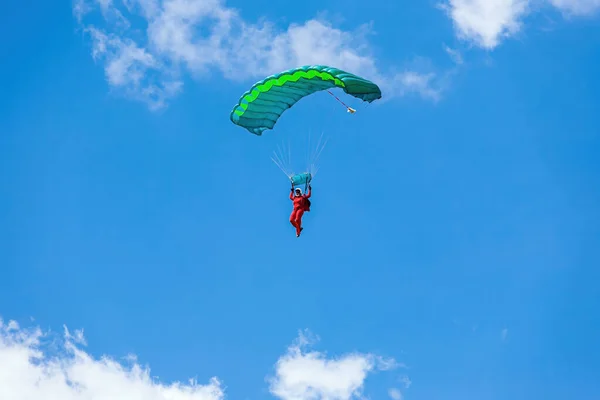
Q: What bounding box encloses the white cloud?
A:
[440,0,600,50]
[268,330,398,400]
[0,319,400,400]
[86,26,183,110]
[501,328,508,341]
[549,0,600,15]
[0,318,224,400]
[74,0,443,108]
[440,0,530,49]
[388,388,403,400]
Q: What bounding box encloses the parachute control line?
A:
[326,90,356,113]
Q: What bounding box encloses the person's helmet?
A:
[294,187,302,195]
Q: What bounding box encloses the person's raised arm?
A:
[304,185,311,199]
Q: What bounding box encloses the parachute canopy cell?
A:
[230,65,382,135]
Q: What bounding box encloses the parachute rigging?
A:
[270,130,328,190]
[229,65,382,194]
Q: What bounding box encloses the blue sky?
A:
[1,0,600,399]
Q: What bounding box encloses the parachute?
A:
[229,65,382,135]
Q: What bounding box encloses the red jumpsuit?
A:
[290,188,311,236]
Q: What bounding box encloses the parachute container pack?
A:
[290,172,312,187]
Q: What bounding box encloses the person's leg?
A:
[295,209,304,236]
[290,209,298,228]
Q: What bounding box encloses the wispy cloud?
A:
[440,0,600,50]
[0,319,400,400]
[501,328,509,341]
[399,374,412,388]
[443,44,464,65]
[74,0,445,109]
[388,388,403,400]
[549,0,600,16]
[386,373,412,400]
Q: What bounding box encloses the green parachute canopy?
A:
[230,65,382,135]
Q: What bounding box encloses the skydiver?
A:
[290,184,311,237]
